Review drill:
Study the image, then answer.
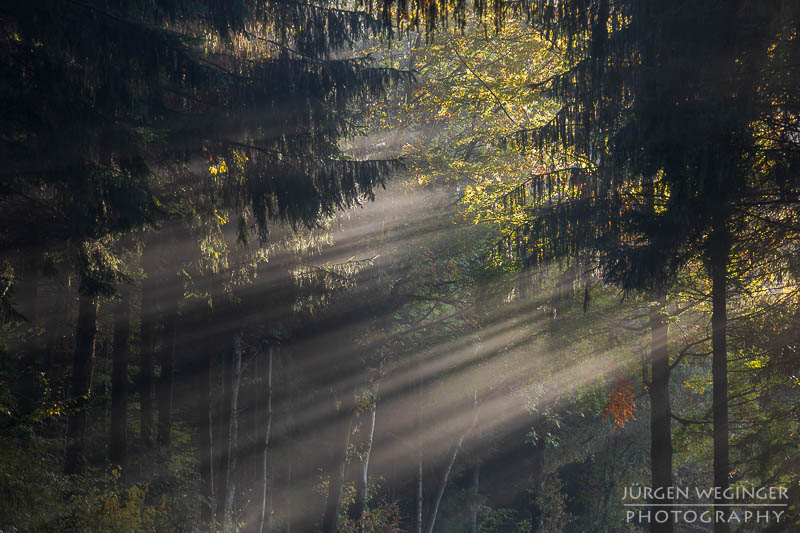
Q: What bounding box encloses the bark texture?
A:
[64,293,98,475]
[710,228,731,533]
[322,402,353,533]
[258,346,273,533]
[156,301,176,448]
[224,336,243,530]
[139,256,158,447]
[110,288,131,475]
[649,298,674,533]
[215,338,234,528]
[424,399,478,533]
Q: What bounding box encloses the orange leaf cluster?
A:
[602,378,636,430]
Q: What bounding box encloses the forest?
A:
[1,1,800,532]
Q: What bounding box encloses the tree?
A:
[109,282,131,476]
[2,0,411,484]
[471,3,800,531]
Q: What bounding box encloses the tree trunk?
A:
[322,403,353,533]
[469,392,480,533]
[601,432,619,533]
[156,301,176,448]
[216,338,234,529]
[470,460,479,533]
[139,257,158,447]
[649,297,674,533]
[357,359,383,533]
[424,428,470,533]
[200,353,216,530]
[46,278,73,399]
[110,287,131,476]
[416,450,424,533]
[416,380,424,533]
[709,228,731,533]
[286,445,293,533]
[224,335,243,531]
[64,292,98,474]
[43,286,62,385]
[196,306,216,530]
[15,252,40,417]
[258,346,274,533]
[424,393,479,533]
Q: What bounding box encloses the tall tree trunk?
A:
[649,297,674,533]
[46,278,73,397]
[192,303,216,531]
[601,433,618,533]
[110,287,131,476]
[469,392,480,533]
[43,285,61,383]
[322,403,353,533]
[356,399,378,532]
[639,171,675,531]
[424,395,479,533]
[199,346,216,530]
[416,449,424,533]
[156,300,176,448]
[15,252,40,417]
[709,228,731,533]
[357,359,383,533]
[224,335,243,531]
[258,346,274,533]
[416,380,424,533]
[286,444,293,533]
[424,426,472,533]
[139,254,158,447]
[469,460,479,533]
[216,338,234,529]
[64,292,98,474]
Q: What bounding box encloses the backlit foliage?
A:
[602,377,636,430]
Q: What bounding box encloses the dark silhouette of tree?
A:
[2,0,406,477]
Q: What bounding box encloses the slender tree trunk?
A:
[470,460,479,533]
[196,306,216,530]
[198,344,216,531]
[102,344,110,450]
[224,336,243,530]
[416,380,424,533]
[357,400,377,532]
[416,450,424,533]
[424,394,479,533]
[110,287,131,476]
[322,403,353,533]
[709,228,731,533]
[259,346,274,533]
[357,359,383,532]
[405,32,423,104]
[156,301,176,448]
[286,445,293,533]
[424,429,469,533]
[46,279,72,396]
[528,423,546,525]
[601,432,619,533]
[43,287,60,383]
[649,297,674,533]
[139,260,158,447]
[639,171,675,531]
[469,392,480,533]
[216,339,234,529]
[64,293,98,474]
[16,253,40,417]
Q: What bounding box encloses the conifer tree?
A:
[2,0,407,477]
